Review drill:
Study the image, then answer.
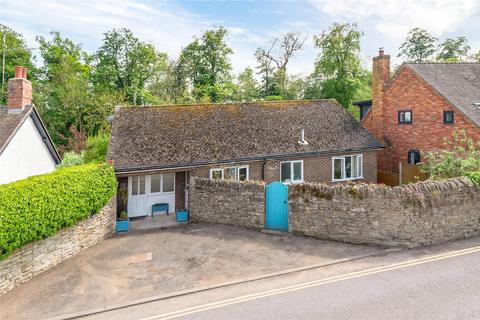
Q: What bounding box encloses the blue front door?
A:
[266,182,288,231]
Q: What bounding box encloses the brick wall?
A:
[264,151,377,184]
[0,197,116,296]
[189,178,265,229]
[365,63,480,174]
[289,178,480,248]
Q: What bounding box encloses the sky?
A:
[1,0,480,76]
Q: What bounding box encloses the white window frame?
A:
[150,173,175,195]
[280,160,304,184]
[209,165,249,181]
[332,154,364,182]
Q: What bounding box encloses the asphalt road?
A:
[165,249,480,320]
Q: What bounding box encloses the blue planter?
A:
[176,210,188,222]
[116,219,129,232]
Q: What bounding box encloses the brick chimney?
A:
[7,66,32,112]
[370,48,390,139]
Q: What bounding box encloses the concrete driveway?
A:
[0,224,384,320]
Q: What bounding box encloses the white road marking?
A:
[141,245,480,320]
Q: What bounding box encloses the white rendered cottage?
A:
[0,66,60,184]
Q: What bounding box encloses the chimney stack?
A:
[7,66,32,112]
[370,48,390,139]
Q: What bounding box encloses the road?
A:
[82,240,480,320]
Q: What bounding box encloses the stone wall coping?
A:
[191,177,265,190]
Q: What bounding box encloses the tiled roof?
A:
[108,100,383,172]
[408,63,480,127]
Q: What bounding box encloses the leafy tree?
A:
[0,25,35,104]
[178,27,234,102]
[93,28,166,105]
[235,67,259,102]
[311,23,366,108]
[398,28,437,62]
[149,59,193,104]
[473,50,480,62]
[436,37,471,62]
[35,32,92,147]
[84,133,109,163]
[255,48,279,97]
[255,32,306,98]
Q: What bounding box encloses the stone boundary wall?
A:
[188,177,480,249]
[289,178,480,248]
[189,178,265,229]
[0,197,116,295]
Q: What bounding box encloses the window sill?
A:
[332,177,364,183]
[281,180,304,185]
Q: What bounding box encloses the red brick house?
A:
[108,100,382,218]
[358,49,480,184]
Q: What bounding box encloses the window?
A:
[398,110,412,124]
[474,103,480,109]
[408,150,421,165]
[210,166,249,181]
[443,111,454,124]
[332,155,363,181]
[150,173,175,193]
[280,160,303,183]
[132,175,145,196]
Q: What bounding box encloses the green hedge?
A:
[0,164,117,259]
[466,172,480,186]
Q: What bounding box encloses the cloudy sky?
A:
[1,0,479,75]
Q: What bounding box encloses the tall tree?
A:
[255,32,306,98]
[235,67,259,102]
[473,50,480,63]
[178,27,234,102]
[436,36,471,62]
[0,25,35,104]
[398,28,437,62]
[93,28,166,105]
[36,32,92,149]
[311,23,366,109]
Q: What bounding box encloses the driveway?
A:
[0,224,384,320]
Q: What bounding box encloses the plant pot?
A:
[176,210,188,222]
[116,219,129,232]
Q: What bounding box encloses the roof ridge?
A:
[118,99,338,109]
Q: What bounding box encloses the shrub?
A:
[421,130,480,179]
[84,134,110,163]
[57,151,85,168]
[466,172,480,186]
[265,95,283,101]
[0,164,117,259]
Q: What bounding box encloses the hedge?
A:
[0,163,117,259]
[466,172,480,186]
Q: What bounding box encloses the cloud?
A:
[309,0,480,41]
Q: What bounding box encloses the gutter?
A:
[114,146,385,175]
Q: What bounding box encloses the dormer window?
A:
[398,110,412,124]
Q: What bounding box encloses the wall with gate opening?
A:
[188,177,480,248]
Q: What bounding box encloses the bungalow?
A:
[0,66,60,184]
[108,100,383,217]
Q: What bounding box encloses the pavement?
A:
[0,223,384,320]
[78,235,480,320]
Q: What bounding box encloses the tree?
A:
[398,28,437,62]
[36,32,92,148]
[436,37,471,62]
[178,27,234,102]
[93,28,166,105]
[311,23,366,109]
[473,50,480,63]
[0,25,35,104]
[255,32,306,98]
[235,67,259,102]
